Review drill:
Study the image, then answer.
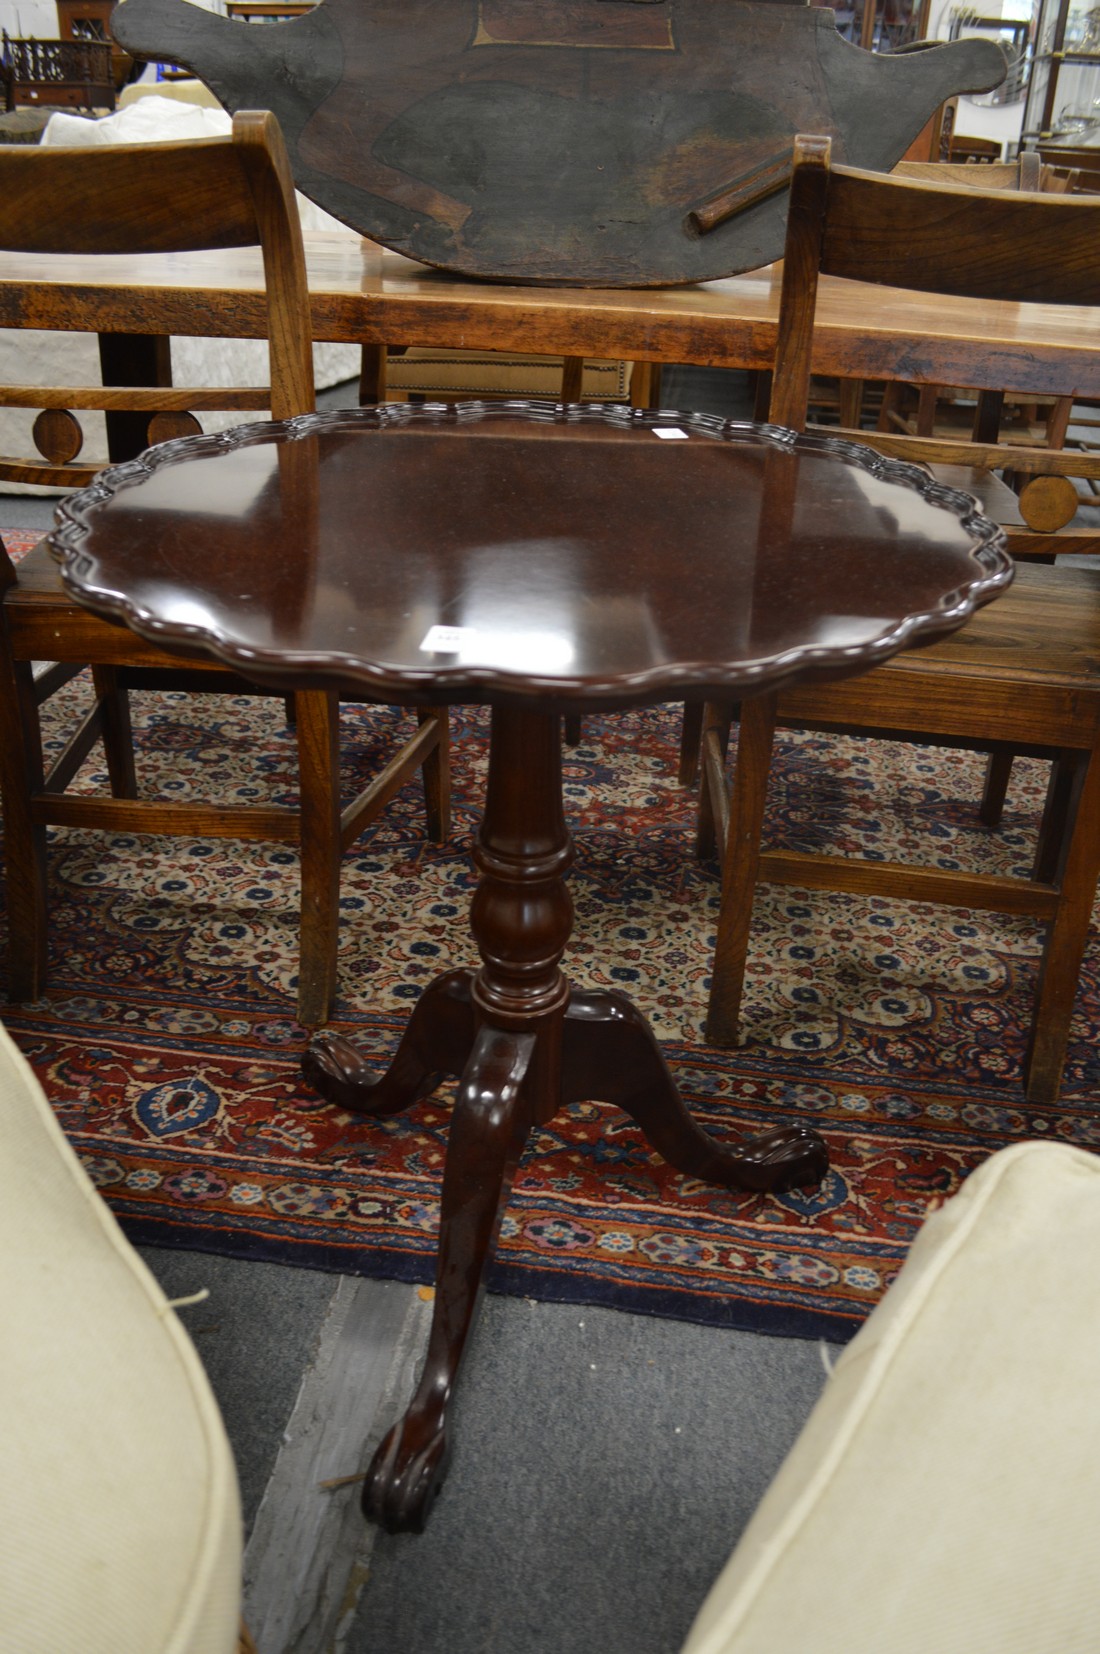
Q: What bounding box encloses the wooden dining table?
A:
[3,230,1100,412]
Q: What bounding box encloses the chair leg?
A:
[563,715,582,746]
[417,706,451,843]
[838,377,864,427]
[1033,753,1079,885]
[1025,744,1100,1103]
[915,384,939,437]
[979,749,1014,827]
[0,647,50,1001]
[629,360,662,410]
[876,380,901,432]
[695,700,736,862]
[560,355,585,402]
[91,664,137,797]
[677,701,704,787]
[294,688,342,1029]
[359,342,387,405]
[705,692,778,1047]
[1043,394,1074,451]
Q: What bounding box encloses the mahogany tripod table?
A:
[53,400,1011,1532]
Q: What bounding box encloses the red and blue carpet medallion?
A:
[4,529,1099,1341]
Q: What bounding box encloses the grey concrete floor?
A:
[136,1246,341,1529]
[139,1244,835,1654]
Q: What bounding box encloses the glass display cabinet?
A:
[1021,0,1100,145]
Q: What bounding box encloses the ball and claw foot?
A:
[301,1029,381,1112]
[733,1124,829,1194]
[361,1415,451,1534]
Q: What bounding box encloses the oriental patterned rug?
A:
[4,527,1099,1341]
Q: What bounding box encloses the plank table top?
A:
[2,231,1099,398]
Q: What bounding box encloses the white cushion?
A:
[0,1018,242,1654]
[119,79,225,111]
[41,96,232,147]
[683,1141,1100,1654]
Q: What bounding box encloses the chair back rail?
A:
[820,167,1100,303]
[0,109,312,456]
[773,134,1100,471]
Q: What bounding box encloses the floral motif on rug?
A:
[3,530,41,559]
[2,638,1097,1340]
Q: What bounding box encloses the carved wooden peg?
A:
[687,145,795,236]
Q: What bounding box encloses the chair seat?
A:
[5,537,265,675]
[682,1141,1100,1654]
[775,561,1100,737]
[0,1018,241,1653]
[699,560,1100,1103]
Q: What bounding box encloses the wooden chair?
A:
[739,153,1100,628]
[682,151,1099,794]
[1037,142,1100,195]
[880,152,1088,528]
[697,134,1100,1103]
[0,112,449,1026]
[833,152,1100,552]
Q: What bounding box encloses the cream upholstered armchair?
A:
[0,1018,244,1653]
[7,996,1099,1653]
[682,1139,1100,1654]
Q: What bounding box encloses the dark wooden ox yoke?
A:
[111,0,1006,284]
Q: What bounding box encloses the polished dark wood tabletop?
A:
[53,401,1011,1534]
[54,401,1010,708]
